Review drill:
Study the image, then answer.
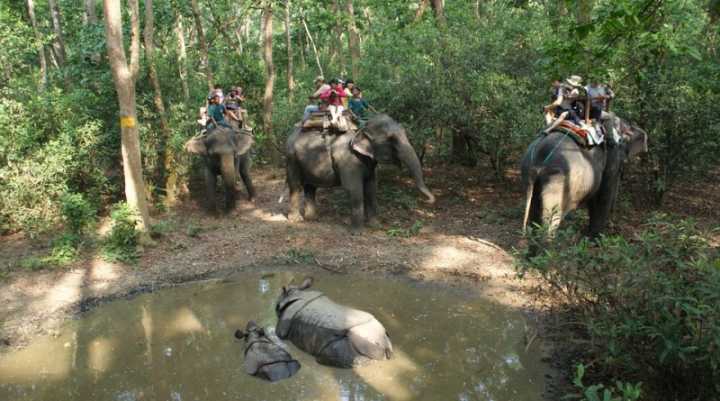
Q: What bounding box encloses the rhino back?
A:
[244,339,300,381]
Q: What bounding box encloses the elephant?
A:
[185,125,255,212]
[275,277,393,368]
[285,113,435,230]
[520,118,648,240]
[234,321,301,382]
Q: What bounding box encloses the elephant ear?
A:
[351,130,374,159]
[185,136,208,155]
[626,124,648,158]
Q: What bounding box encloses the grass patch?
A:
[386,220,424,238]
[274,248,316,265]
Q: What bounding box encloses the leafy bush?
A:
[566,364,642,401]
[517,214,720,400]
[60,193,96,235]
[101,203,139,264]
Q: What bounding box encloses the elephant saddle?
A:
[302,111,355,134]
[555,121,604,147]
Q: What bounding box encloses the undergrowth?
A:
[516,213,720,401]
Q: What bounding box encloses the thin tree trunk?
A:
[331,0,344,72]
[83,0,101,63]
[103,0,151,234]
[298,25,306,67]
[144,0,176,206]
[415,0,429,21]
[175,14,190,103]
[48,0,67,66]
[301,13,323,77]
[431,0,446,25]
[190,0,213,91]
[346,0,361,80]
[26,0,47,90]
[208,3,243,57]
[575,0,593,24]
[262,3,279,164]
[474,0,481,20]
[284,0,295,99]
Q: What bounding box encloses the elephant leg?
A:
[287,158,304,223]
[363,170,378,225]
[238,155,256,202]
[340,172,365,231]
[204,162,218,212]
[588,170,622,238]
[220,154,237,212]
[540,180,565,238]
[303,184,319,221]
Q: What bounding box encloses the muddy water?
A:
[0,272,545,401]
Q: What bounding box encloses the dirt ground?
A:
[1,162,717,398]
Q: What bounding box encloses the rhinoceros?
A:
[275,277,393,368]
[234,321,301,382]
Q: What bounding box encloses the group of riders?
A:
[542,74,621,145]
[197,73,618,146]
[197,76,370,136]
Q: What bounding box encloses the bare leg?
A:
[544,111,568,134]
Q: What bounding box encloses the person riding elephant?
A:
[185,125,255,212]
[285,113,435,231]
[520,118,648,244]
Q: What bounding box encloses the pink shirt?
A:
[319,84,347,106]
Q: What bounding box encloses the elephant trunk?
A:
[220,153,237,210]
[395,137,435,204]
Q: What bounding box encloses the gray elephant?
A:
[185,126,255,212]
[521,118,648,239]
[234,321,301,382]
[286,113,435,230]
[275,277,393,368]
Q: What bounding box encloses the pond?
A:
[0,271,546,401]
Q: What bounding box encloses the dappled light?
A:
[354,349,421,401]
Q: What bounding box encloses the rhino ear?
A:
[234,329,247,340]
[281,286,288,295]
[257,327,266,336]
[299,277,313,290]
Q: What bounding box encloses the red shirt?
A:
[319,84,347,106]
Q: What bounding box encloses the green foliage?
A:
[517,214,720,399]
[101,203,140,264]
[565,364,642,401]
[60,193,96,235]
[386,220,424,238]
[275,248,316,265]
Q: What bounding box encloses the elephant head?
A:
[234,321,301,382]
[618,121,648,159]
[351,114,435,204]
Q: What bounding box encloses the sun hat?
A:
[314,76,325,83]
[565,75,583,87]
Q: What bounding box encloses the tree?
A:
[262,1,279,163]
[143,0,176,205]
[174,13,190,103]
[48,0,67,66]
[191,0,213,91]
[346,0,361,80]
[102,0,151,233]
[26,0,47,89]
[285,0,295,99]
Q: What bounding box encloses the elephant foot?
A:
[303,209,318,221]
[365,217,380,228]
[288,213,304,223]
[247,196,256,204]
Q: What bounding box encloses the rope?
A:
[543,132,569,164]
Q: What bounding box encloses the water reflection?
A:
[0,272,545,401]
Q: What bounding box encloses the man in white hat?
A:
[303,76,331,120]
[543,75,583,133]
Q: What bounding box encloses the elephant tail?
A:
[522,167,541,235]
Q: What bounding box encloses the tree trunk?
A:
[431,0,446,25]
[48,0,67,66]
[84,0,101,64]
[451,131,477,167]
[144,0,176,206]
[298,25,306,67]
[83,0,97,24]
[346,0,361,80]
[190,0,213,91]
[575,0,593,24]
[175,13,190,103]
[103,0,151,233]
[262,3,279,164]
[331,0,344,72]
[284,0,295,99]
[26,0,47,90]
[301,13,323,77]
[415,0,429,21]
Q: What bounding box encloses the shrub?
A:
[101,203,139,264]
[60,193,96,235]
[517,214,720,400]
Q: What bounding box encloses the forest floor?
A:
[1,162,718,397]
